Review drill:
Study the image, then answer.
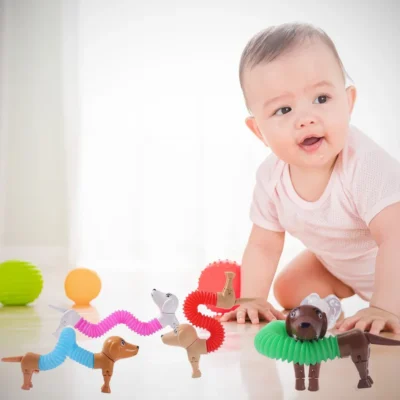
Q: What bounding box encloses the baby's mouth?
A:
[301,136,322,146]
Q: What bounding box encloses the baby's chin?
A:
[286,147,339,171]
[297,151,340,171]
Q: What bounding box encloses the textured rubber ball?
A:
[0,260,43,306]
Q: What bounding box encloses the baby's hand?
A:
[218,298,286,324]
[335,306,400,335]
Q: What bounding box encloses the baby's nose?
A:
[296,117,315,130]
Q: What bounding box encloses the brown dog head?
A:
[285,305,328,341]
[161,323,198,348]
[102,336,139,361]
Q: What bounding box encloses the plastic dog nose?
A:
[161,335,163,337]
[137,346,139,349]
[300,322,310,328]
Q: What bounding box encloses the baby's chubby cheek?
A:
[324,119,349,147]
[263,133,299,163]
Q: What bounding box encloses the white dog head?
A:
[151,289,179,313]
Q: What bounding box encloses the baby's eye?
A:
[313,95,329,104]
[274,106,292,116]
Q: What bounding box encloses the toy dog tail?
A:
[183,290,225,353]
[1,356,23,362]
[365,332,400,346]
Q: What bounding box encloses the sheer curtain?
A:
[62,1,265,272]
[61,1,400,274]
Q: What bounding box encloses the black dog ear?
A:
[319,312,328,338]
[285,313,293,337]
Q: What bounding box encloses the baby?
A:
[221,22,400,335]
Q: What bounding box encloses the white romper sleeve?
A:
[347,141,400,225]
[250,154,285,232]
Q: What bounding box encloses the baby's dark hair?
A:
[239,22,350,101]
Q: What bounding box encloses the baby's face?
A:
[243,39,356,169]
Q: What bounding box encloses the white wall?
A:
[0,0,69,268]
[0,0,399,274]
[74,0,400,271]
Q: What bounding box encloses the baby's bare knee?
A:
[273,270,301,310]
[273,265,354,310]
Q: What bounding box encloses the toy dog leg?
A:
[188,353,201,378]
[294,363,305,390]
[101,371,112,393]
[22,370,33,390]
[351,350,373,389]
[18,353,40,390]
[216,272,235,309]
[337,330,373,389]
[308,363,320,391]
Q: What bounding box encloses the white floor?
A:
[1,266,400,400]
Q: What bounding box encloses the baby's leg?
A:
[273,249,354,310]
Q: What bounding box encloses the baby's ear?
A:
[245,117,269,147]
[345,85,357,115]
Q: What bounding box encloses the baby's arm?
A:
[220,223,286,324]
[336,144,400,334]
[369,202,400,319]
[336,202,400,334]
[242,224,285,298]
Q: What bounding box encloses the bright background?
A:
[1,0,399,281]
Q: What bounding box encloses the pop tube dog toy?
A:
[254,304,400,391]
[161,261,255,378]
[1,327,139,393]
[50,289,179,338]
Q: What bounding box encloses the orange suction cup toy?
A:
[64,268,102,307]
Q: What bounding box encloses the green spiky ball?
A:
[0,260,43,306]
